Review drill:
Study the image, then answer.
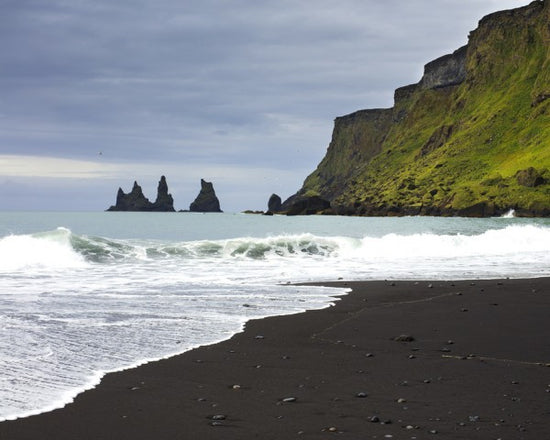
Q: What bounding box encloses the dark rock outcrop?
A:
[189,179,222,212]
[152,176,175,211]
[284,196,332,216]
[515,167,546,187]
[107,181,153,211]
[107,176,175,212]
[267,194,282,213]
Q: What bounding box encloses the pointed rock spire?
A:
[189,179,222,212]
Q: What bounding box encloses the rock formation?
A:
[152,176,175,211]
[285,195,332,216]
[189,179,222,212]
[267,194,282,213]
[107,176,175,212]
[282,0,550,217]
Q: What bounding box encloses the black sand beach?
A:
[1,278,549,439]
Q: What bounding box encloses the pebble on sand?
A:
[394,335,415,342]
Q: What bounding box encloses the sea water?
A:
[0,212,549,421]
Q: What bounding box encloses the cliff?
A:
[284,0,550,217]
[107,176,175,212]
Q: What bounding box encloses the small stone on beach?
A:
[394,335,415,342]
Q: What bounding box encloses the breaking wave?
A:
[1,224,549,271]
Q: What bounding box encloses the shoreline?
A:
[1,277,549,439]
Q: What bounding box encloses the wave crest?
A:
[2,224,549,270]
[0,228,88,271]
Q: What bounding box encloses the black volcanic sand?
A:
[1,278,549,439]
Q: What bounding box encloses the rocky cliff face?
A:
[189,179,222,212]
[284,0,550,217]
[107,176,175,212]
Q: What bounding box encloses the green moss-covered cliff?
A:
[284,0,550,217]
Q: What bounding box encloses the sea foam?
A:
[1,215,549,421]
[0,228,88,272]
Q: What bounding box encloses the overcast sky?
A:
[0,0,528,212]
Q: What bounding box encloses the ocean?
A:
[1,211,549,421]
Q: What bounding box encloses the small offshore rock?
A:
[394,334,415,342]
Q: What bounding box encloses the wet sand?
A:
[1,278,549,439]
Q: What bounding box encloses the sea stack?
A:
[107,176,175,212]
[151,176,175,212]
[189,179,222,212]
[267,194,282,213]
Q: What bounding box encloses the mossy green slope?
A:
[291,0,550,217]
